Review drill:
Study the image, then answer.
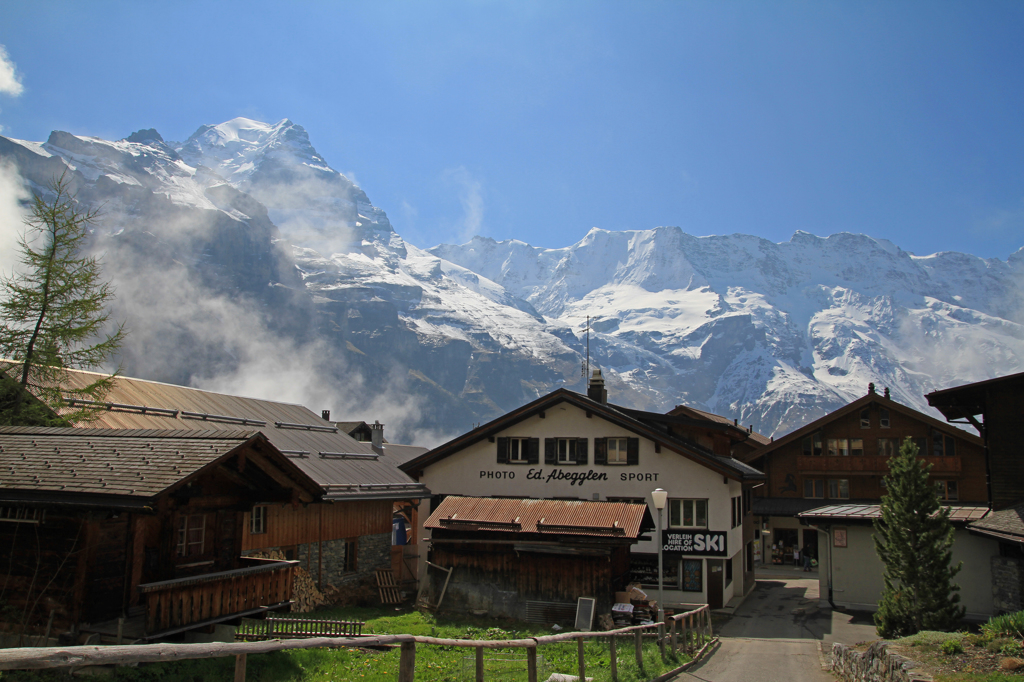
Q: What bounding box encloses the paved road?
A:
[675,576,878,682]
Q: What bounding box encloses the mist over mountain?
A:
[1,118,1021,443]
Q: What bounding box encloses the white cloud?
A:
[443,166,484,244]
[0,161,28,279]
[0,45,24,97]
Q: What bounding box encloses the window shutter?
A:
[545,438,556,465]
[527,438,540,464]
[576,438,588,465]
[594,438,607,465]
[497,437,509,464]
[627,438,640,465]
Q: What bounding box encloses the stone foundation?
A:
[991,555,1024,613]
[830,641,932,682]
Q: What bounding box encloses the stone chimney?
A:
[371,420,384,449]
[322,409,331,422]
[587,369,608,404]
[868,382,875,395]
[883,387,890,399]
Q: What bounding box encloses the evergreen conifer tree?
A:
[0,172,125,424]
[873,436,964,638]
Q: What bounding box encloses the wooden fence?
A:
[0,605,715,682]
[235,617,364,641]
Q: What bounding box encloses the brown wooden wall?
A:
[241,499,393,551]
[763,401,986,503]
[986,383,1023,510]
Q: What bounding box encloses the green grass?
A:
[1,607,696,682]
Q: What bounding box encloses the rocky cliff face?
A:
[2,118,1021,443]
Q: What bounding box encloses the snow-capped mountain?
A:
[1,118,1021,442]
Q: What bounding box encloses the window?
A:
[804,479,824,499]
[878,438,898,458]
[545,438,588,465]
[607,438,629,464]
[669,499,708,528]
[0,507,45,524]
[177,514,206,557]
[935,480,959,501]
[725,557,733,586]
[932,431,956,457]
[827,438,849,457]
[251,505,267,534]
[498,437,538,464]
[912,437,927,456]
[860,409,870,428]
[343,539,358,573]
[802,434,824,457]
[879,409,890,428]
[682,559,703,592]
[850,438,864,457]
[508,437,528,462]
[731,496,743,528]
[829,479,850,500]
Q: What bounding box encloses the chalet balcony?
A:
[138,559,298,635]
[797,455,961,476]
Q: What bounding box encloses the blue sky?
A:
[1,1,1022,259]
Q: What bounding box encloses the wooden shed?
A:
[0,426,321,641]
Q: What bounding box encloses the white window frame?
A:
[668,499,708,529]
[607,437,628,464]
[508,437,528,463]
[556,438,577,464]
[251,505,268,534]
[879,408,890,428]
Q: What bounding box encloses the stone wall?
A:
[295,532,391,587]
[991,555,1024,614]
[830,641,932,682]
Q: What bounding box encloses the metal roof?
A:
[0,427,259,498]
[798,503,989,523]
[2,365,429,501]
[424,496,649,538]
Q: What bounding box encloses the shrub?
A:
[940,638,964,656]
[983,611,1024,640]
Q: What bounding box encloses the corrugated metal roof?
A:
[2,365,428,500]
[0,427,256,497]
[798,503,989,523]
[424,496,648,538]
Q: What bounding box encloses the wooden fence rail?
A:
[0,604,714,682]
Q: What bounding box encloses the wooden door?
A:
[707,559,724,609]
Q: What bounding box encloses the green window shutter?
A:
[497,437,509,464]
[594,438,607,465]
[544,438,556,465]
[527,438,540,464]
[627,438,640,465]
[577,438,588,465]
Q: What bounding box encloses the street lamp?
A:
[651,488,668,623]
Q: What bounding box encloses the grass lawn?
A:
[0,606,696,682]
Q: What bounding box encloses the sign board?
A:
[663,529,728,557]
[575,597,596,631]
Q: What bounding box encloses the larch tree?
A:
[873,436,965,638]
[0,171,125,425]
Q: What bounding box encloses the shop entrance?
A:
[802,529,818,569]
[771,528,799,565]
[707,559,724,609]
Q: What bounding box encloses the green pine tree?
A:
[873,436,964,638]
[0,172,125,425]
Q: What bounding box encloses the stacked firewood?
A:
[247,550,326,613]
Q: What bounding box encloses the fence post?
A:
[233,654,246,682]
[475,646,484,682]
[634,630,644,672]
[706,606,713,640]
[670,618,677,655]
[658,621,666,661]
[527,644,538,682]
[578,636,586,682]
[609,635,618,682]
[399,641,416,682]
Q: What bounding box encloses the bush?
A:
[940,638,964,655]
[983,611,1024,640]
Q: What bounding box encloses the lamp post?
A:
[651,488,668,623]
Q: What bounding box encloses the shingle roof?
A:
[424,496,650,538]
[1,364,429,501]
[0,426,258,498]
[666,404,772,446]
[968,501,1024,542]
[797,503,989,523]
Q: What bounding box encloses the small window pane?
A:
[669,500,681,527]
[860,409,870,428]
[850,439,864,457]
[695,500,707,527]
[880,409,890,428]
[683,500,694,527]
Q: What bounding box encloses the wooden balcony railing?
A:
[139,560,297,634]
[797,455,961,475]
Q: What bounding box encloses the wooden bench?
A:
[236,617,365,641]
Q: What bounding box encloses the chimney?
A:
[371,420,384,449]
[868,382,875,395]
[587,369,608,404]
[322,409,331,422]
[883,387,890,399]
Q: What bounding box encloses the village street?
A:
[676,571,877,682]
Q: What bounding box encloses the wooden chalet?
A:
[1,365,430,603]
[0,426,321,641]
[422,496,651,621]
